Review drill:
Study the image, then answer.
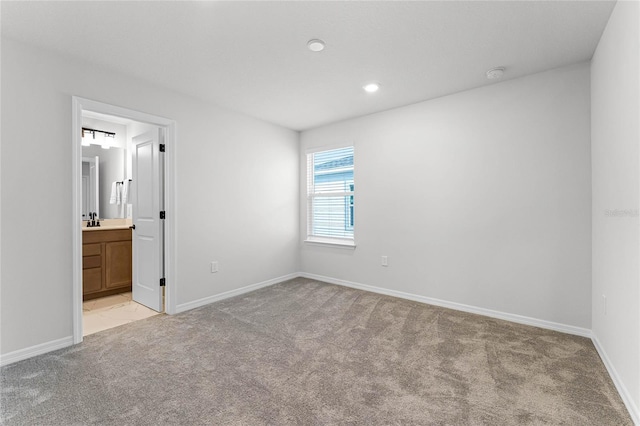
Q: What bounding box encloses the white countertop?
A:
[82,218,133,231]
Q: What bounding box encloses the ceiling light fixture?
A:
[307,39,325,52]
[486,67,505,80]
[81,128,91,146]
[363,82,380,93]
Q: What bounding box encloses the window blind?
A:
[307,146,354,240]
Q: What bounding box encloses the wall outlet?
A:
[211,261,219,273]
[602,294,607,315]
[381,256,388,267]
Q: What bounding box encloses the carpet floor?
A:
[1,277,632,425]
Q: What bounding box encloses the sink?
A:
[83,218,133,231]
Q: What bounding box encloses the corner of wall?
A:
[590,0,640,420]
[592,332,640,425]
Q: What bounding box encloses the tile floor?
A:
[83,292,161,336]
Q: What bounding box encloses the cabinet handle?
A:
[129,225,136,230]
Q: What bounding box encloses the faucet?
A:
[87,212,100,227]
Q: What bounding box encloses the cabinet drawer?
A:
[83,229,132,244]
[83,255,102,269]
[83,268,102,294]
[83,243,101,257]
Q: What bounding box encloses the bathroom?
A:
[80,112,160,335]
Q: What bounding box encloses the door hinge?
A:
[159,144,165,152]
[160,278,166,287]
[160,211,166,219]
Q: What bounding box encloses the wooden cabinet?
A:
[82,229,132,300]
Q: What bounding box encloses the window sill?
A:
[304,237,356,249]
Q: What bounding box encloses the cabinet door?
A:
[105,241,132,289]
[83,268,103,294]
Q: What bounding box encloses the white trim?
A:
[303,272,637,421]
[298,272,593,338]
[164,120,178,315]
[305,142,354,155]
[175,273,299,313]
[304,238,356,248]
[72,97,83,344]
[2,273,297,365]
[0,336,74,367]
[592,334,640,425]
[71,97,178,346]
[4,271,635,425]
[306,145,356,244]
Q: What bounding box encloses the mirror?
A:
[81,156,99,220]
[81,144,126,219]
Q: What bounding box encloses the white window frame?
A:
[305,145,356,248]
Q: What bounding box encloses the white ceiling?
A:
[2,1,615,131]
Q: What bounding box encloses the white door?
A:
[132,130,164,312]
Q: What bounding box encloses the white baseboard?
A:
[302,273,639,423]
[592,334,640,425]
[3,273,635,425]
[0,274,298,366]
[0,336,74,367]
[299,272,593,338]
[175,272,299,314]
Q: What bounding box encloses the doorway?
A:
[72,97,176,344]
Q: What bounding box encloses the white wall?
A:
[300,63,592,329]
[591,0,640,419]
[0,38,299,355]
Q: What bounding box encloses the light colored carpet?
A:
[1,277,632,425]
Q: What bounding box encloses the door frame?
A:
[71,97,177,344]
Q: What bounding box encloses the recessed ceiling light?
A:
[307,39,325,52]
[363,82,380,93]
[486,67,505,80]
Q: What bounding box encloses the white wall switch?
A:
[211,261,219,273]
[381,256,388,267]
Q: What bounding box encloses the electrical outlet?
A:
[211,261,219,273]
[381,256,388,267]
[602,294,607,315]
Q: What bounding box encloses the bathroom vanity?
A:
[82,225,132,300]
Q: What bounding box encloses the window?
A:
[306,146,354,244]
